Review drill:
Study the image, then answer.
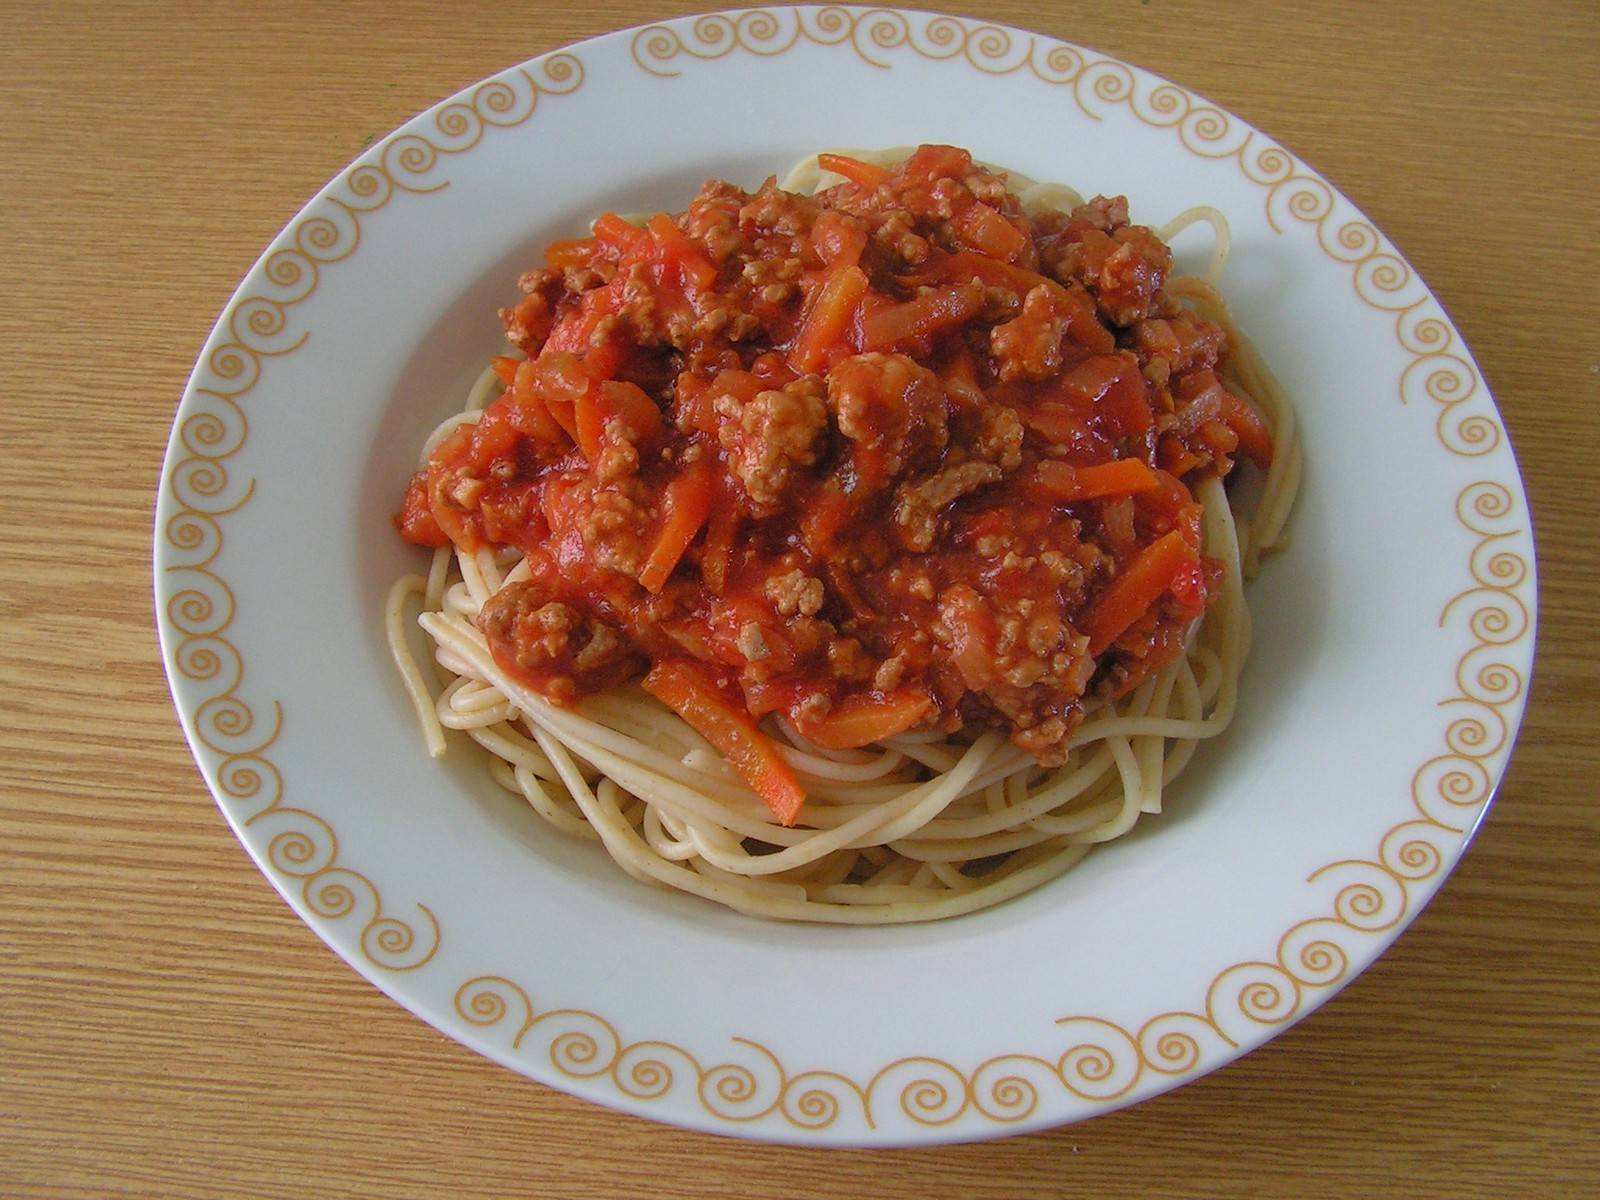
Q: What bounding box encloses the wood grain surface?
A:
[2,1,1597,1196]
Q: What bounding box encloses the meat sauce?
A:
[397,145,1271,772]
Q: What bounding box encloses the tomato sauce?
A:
[398,146,1268,765]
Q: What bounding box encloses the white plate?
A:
[155,6,1536,1145]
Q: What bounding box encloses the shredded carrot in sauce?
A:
[396,146,1270,820]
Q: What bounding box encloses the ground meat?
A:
[872,208,931,266]
[717,375,828,510]
[793,691,832,723]
[500,285,556,352]
[573,622,623,671]
[964,170,1010,207]
[765,568,825,617]
[684,179,746,262]
[783,615,837,658]
[740,178,817,235]
[616,262,662,345]
[1134,309,1225,374]
[1012,716,1073,761]
[743,257,803,285]
[736,622,771,662]
[1096,227,1172,327]
[873,651,911,692]
[925,178,963,223]
[827,637,875,683]
[741,255,803,309]
[426,463,487,537]
[595,417,640,483]
[487,593,575,662]
[931,585,1097,764]
[973,405,1024,471]
[827,352,949,484]
[477,582,638,701]
[1071,195,1129,233]
[1035,196,1172,327]
[990,285,1065,382]
[893,461,1002,552]
[574,479,652,577]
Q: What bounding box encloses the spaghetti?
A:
[386,146,1299,923]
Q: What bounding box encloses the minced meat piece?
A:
[826,352,949,485]
[717,376,828,510]
[893,461,1002,552]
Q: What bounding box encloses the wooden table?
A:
[3,1,1596,1195]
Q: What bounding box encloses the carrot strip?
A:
[645,212,683,245]
[702,505,739,594]
[797,691,932,750]
[1156,433,1200,476]
[899,251,1061,300]
[1018,403,1094,451]
[956,203,1027,261]
[900,144,971,181]
[809,211,867,269]
[638,464,715,593]
[1035,458,1161,503]
[592,212,649,254]
[542,396,579,444]
[573,390,603,461]
[602,380,663,439]
[499,393,564,446]
[1082,530,1199,655]
[1219,391,1273,468]
[575,379,663,465]
[544,237,597,270]
[789,265,868,373]
[504,360,568,445]
[860,279,985,350]
[642,661,807,826]
[647,212,717,291]
[817,153,890,189]
[583,339,625,382]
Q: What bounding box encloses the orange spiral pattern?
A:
[160,56,587,978]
